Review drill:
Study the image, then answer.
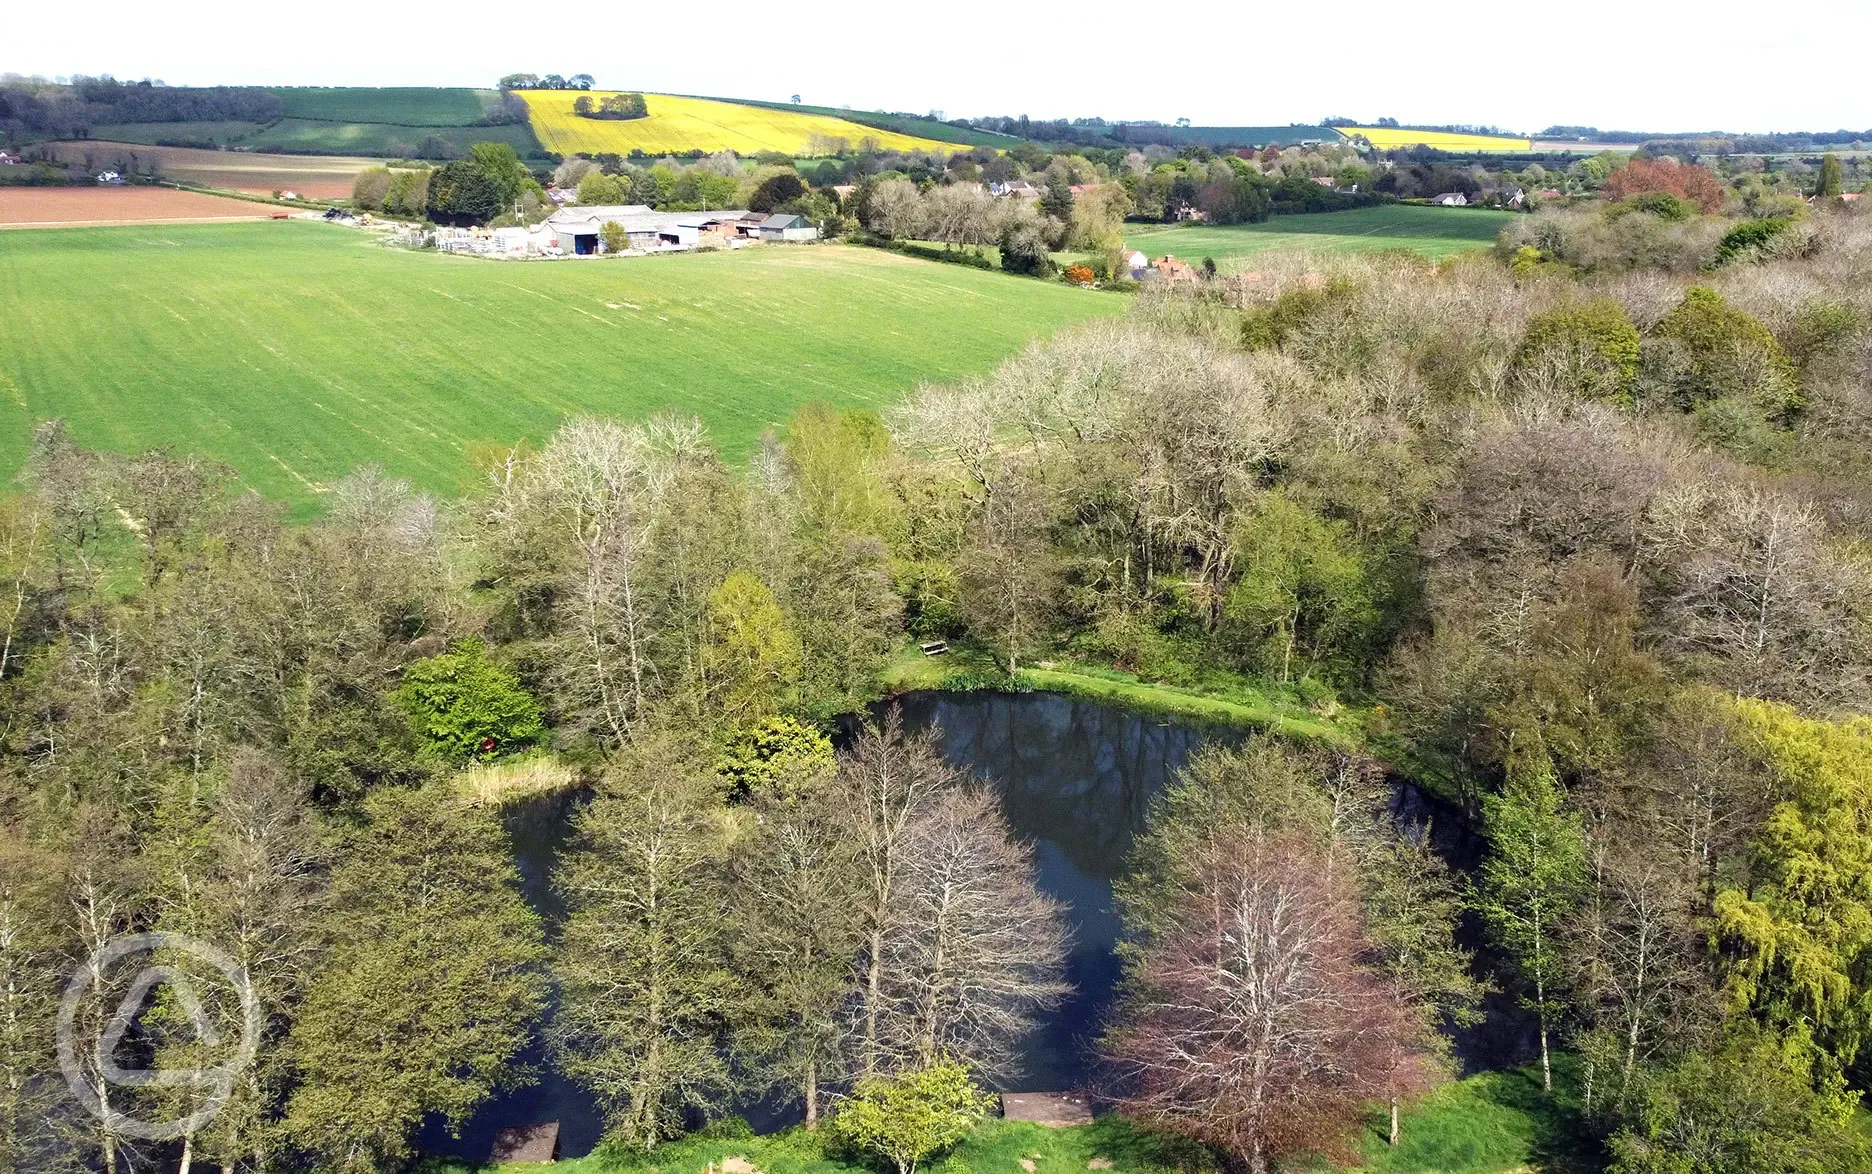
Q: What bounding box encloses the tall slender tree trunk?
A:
[862,927,883,1079]
[804,1056,818,1128]
[1389,1096,1400,1147]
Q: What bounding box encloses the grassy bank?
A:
[879,643,1361,743]
[434,1066,1573,1174]
[435,1116,1213,1174]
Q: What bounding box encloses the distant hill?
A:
[1106,124,1344,149]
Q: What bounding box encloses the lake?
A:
[426,689,1468,1161]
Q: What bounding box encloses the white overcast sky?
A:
[7,0,1869,134]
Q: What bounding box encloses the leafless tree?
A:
[921,184,996,250]
[866,180,926,241]
[1643,479,1872,710]
[832,711,962,1079]
[876,788,1070,1080]
[1105,826,1430,1174]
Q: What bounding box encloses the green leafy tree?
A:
[1608,1026,1870,1174]
[284,787,546,1173]
[427,159,504,224]
[749,172,806,212]
[1224,491,1379,685]
[392,638,544,762]
[714,714,835,801]
[469,141,531,208]
[552,738,734,1149]
[577,169,629,205]
[1651,286,1801,417]
[1713,701,1872,1068]
[600,220,628,254]
[1474,752,1588,1092]
[828,1060,995,1174]
[702,571,804,727]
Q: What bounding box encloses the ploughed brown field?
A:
[0,187,280,228]
[45,142,372,197]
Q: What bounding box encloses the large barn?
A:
[541,205,817,255]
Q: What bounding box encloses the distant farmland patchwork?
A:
[520,91,956,156]
[69,87,546,160]
[45,142,377,197]
[0,224,1116,514]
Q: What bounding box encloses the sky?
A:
[8,0,1870,135]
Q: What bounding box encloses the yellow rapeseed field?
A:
[521,91,955,156]
[1345,126,1536,153]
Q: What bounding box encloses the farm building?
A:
[739,212,818,241]
[542,206,816,255]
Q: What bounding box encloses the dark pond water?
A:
[425,690,1483,1162]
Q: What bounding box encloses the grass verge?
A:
[879,642,1360,744]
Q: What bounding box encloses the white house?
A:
[1427,191,1469,206]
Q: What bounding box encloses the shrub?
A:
[599,220,627,254]
[1516,298,1643,402]
[393,639,545,762]
[713,714,835,801]
[1715,217,1795,265]
[1063,264,1095,286]
[1615,190,1694,222]
[1650,286,1801,416]
[829,1061,996,1174]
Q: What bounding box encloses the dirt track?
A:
[0,187,279,228]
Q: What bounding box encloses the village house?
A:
[1427,191,1470,206]
[1139,254,1199,285]
[0,152,19,166]
[990,180,1041,200]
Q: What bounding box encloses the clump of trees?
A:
[573,92,647,120]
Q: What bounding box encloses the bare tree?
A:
[1643,479,1872,710]
[877,788,1070,1079]
[832,711,961,1079]
[1105,826,1429,1174]
[866,180,926,241]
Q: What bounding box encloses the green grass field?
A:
[1121,206,1515,266]
[87,119,545,160]
[0,225,1114,516]
[271,87,499,126]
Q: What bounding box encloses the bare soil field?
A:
[0,187,280,228]
[45,142,372,197]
